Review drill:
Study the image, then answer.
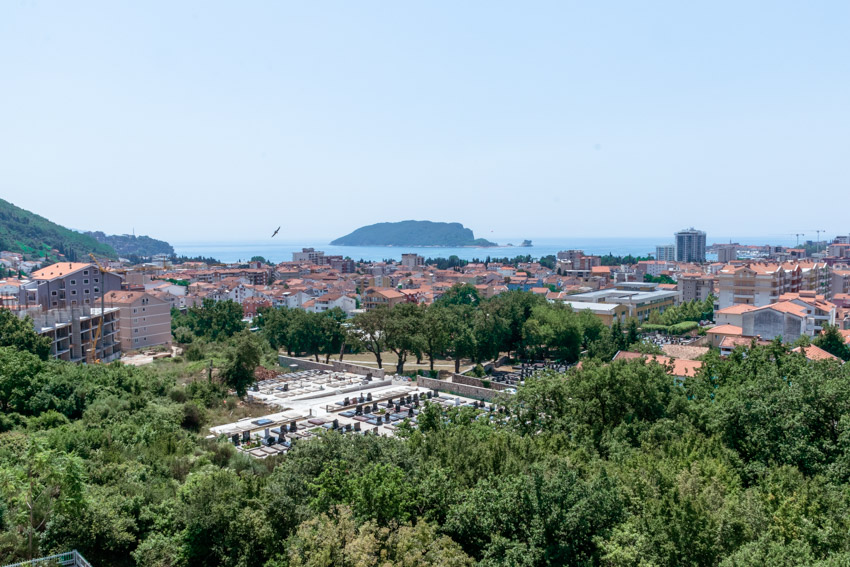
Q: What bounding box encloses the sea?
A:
[171,236,799,265]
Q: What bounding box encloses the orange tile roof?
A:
[716,304,758,315]
[30,262,94,280]
[791,344,841,362]
[613,351,702,378]
[757,301,807,317]
[707,324,743,335]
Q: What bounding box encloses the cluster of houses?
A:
[3,236,850,364]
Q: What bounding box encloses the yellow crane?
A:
[87,253,109,364]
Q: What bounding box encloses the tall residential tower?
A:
[675,228,707,263]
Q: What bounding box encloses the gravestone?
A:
[290,421,298,432]
[366,392,373,402]
[354,422,361,431]
[232,433,240,445]
[332,419,339,429]
[242,430,250,442]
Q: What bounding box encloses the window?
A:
[84,289,90,294]
[52,301,57,307]
[71,290,77,295]
[51,291,57,296]
[94,287,99,293]
[84,279,89,284]
[83,270,89,275]
[94,278,99,283]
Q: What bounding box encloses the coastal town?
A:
[3,228,850,366]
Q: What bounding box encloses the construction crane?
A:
[807,229,826,253]
[790,233,805,246]
[87,254,109,364]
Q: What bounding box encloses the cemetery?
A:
[210,369,492,459]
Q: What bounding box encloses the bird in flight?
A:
[271,226,280,238]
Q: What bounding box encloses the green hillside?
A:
[0,198,117,261]
[85,231,174,257]
[331,220,498,247]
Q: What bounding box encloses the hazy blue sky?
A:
[2,2,849,243]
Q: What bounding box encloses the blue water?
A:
[172,236,798,265]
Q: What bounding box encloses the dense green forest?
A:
[0,198,117,261]
[85,231,174,258]
[331,221,497,247]
[4,291,850,566]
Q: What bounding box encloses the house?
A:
[612,351,703,380]
[105,291,172,351]
[791,344,841,363]
[706,324,744,348]
[363,288,406,310]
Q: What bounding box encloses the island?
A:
[331,221,498,247]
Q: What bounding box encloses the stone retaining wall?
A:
[416,376,503,401]
[278,355,385,378]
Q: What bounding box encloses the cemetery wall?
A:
[416,376,501,401]
[450,373,511,391]
[277,356,385,378]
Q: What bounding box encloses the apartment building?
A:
[19,262,123,310]
[105,291,172,351]
[22,305,121,363]
[401,254,425,269]
[675,228,707,263]
[363,288,406,310]
[655,244,675,262]
[292,248,325,264]
[717,260,831,309]
[678,273,715,303]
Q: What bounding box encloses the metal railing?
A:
[2,550,92,567]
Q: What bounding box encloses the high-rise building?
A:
[716,245,738,263]
[655,244,675,262]
[675,228,707,263]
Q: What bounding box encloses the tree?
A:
[0,309,51,360]
[437,284,481,307]
[0,347,43,413]
[352,307,389,369]
[444,305,477,373]
[383,303,423,375]
[221,330,262,396]
[814,324,850,361]
[420,306,449,372]
[187,299,244,341]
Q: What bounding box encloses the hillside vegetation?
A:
[0,198,116,260]
[331,220,498,247]
[5,294,850,566]
[85,231,174,257]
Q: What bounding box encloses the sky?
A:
[2,1,849,244]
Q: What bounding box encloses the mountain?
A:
[0,198,117,261]
[85,231,174,258]
[331,221,498,247]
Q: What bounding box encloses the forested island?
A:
[331,221,498,247]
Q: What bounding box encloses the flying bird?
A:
[271,226,280,238]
